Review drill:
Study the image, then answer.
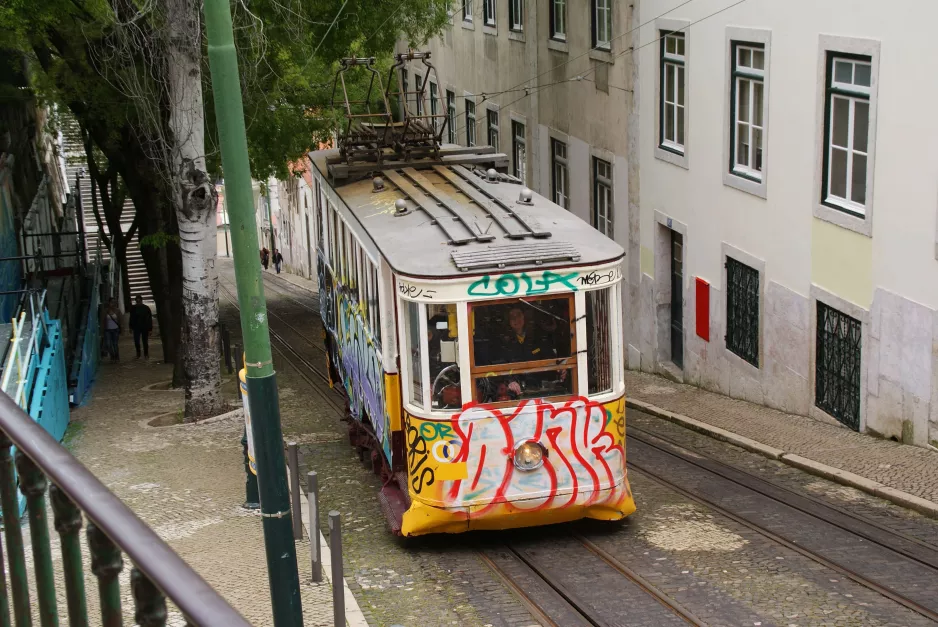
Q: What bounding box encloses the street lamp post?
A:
[202,1,303,624]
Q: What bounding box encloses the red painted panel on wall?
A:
[696,278,710,342]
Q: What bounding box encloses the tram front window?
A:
[471,296,575,403]
[428,303,462,410]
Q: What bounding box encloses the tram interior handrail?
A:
[0,391,251,626]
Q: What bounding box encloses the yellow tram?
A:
[309,53,634,535]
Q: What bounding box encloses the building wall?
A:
[638,0,938,449]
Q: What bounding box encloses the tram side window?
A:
[586,288,613,395]
[427,303,461,410]
[404,300,424,405]
[470,296,575,403]
[370,266,382,345]
[315,181,324,250]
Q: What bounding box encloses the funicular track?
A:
[627,426,938,624]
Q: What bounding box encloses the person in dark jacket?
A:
[273,249,283,273]
[129,295,153,360]
[261,247,270,270]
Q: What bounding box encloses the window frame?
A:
[463,0,473,22]
[429,81,439,131]
[723,28,771,198]
[591,0,612,51]
[467,294,578,407]
[654,19,690,169]
[446,89,457,144]
[659,30,686,156]
[551,138,569,209]
[822,53,872,218]
[509,0,523,31]
[730,42,765,182]
[465,96,476,147]
[549,0,566,41]
[483,0,495,26]
[511,119,526,183]
[414,74,423,116]
[592,157,613,238]
[486,108,499,151]
[813,35,880,237]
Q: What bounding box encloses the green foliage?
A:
[2,0,452,182]
[140,231,180,250]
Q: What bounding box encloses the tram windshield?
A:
[470,295,575,403]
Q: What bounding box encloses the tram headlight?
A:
[513,441,547,471]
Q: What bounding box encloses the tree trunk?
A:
[165,0,221,419]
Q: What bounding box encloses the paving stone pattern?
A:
[625,370,938,504]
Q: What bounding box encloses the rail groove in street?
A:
[628,428,938,623]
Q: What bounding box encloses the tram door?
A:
[670,231,684,369]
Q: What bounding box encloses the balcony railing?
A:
[0,390,250,626]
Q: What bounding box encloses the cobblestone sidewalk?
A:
[625,369,938,514]
[58,331,356,625]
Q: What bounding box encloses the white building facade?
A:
[637,0,938,448]
[389,0,938,450]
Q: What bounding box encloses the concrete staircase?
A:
[60,118,152,303]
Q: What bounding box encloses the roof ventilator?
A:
[486,168,498,183]
[517,188,534,206]
[394,199,411,216]
[372,176,385,192]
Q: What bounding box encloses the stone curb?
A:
[626,398,938,521]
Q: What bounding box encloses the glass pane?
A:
[405,300,424,405]
[676,35,685,56]
[854,63,871,87]
[753,127,763,171]
[471,297,573,368]
[752,49,765,70]
[474,368,574,403]
[587,289,613,395]
[737,123,749,167]
[851,153,867,205]
[427,304,462,410]
[677,66,685,105]
[664,104,675,142]
[834,60,853,84]
[666,35,675,55]
[753,81,764,127]
[740,47,751,68]
[853,100,869,153]
[677,106,685,145]
[831,96,849,148]
[738,79,750,123]
[665,64,675,102]
[830,147,848,199]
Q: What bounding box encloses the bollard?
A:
[307,471,322,583]
[329,511,345,627]
[287,442,302,540]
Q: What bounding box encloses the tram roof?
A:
[309,147,624,278]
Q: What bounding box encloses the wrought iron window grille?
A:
[725,257,759,367]
[815,302,862,431]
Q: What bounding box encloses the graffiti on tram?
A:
[404,396,629,512]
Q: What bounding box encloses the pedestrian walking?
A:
[273,249,283,273]
[261,247,270,271]
[102,298,121,361]
[129,295,153,360]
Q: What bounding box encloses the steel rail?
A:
[0,391,250,626]
[628,425,938,564]
[260,273,322,314]
[628,438,938,624]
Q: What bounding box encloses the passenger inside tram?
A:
[472,297,575,403]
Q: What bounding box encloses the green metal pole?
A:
[202,1,303,625]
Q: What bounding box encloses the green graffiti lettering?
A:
[467,271,579,297]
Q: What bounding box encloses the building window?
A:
[551,139,569,209]
[823,54,872,216]
[466,99,476,147]
[725,257,759,367]
[430,82,439,131]
[414,75,423,115]
[731,43,765,180]
[487,109,499,150]
[550,0,565,40]
[463,0,473,22]
[509,0,523,31]
[592,158,613,237]
[592,0,612,50]
[511,121,526,183]
[483,0,495,26]
[660,31,686,154]
[446,90,456,144]
[816,302,862,431]
[400,69,408,118]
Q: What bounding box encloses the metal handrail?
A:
[0,390,251,625]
